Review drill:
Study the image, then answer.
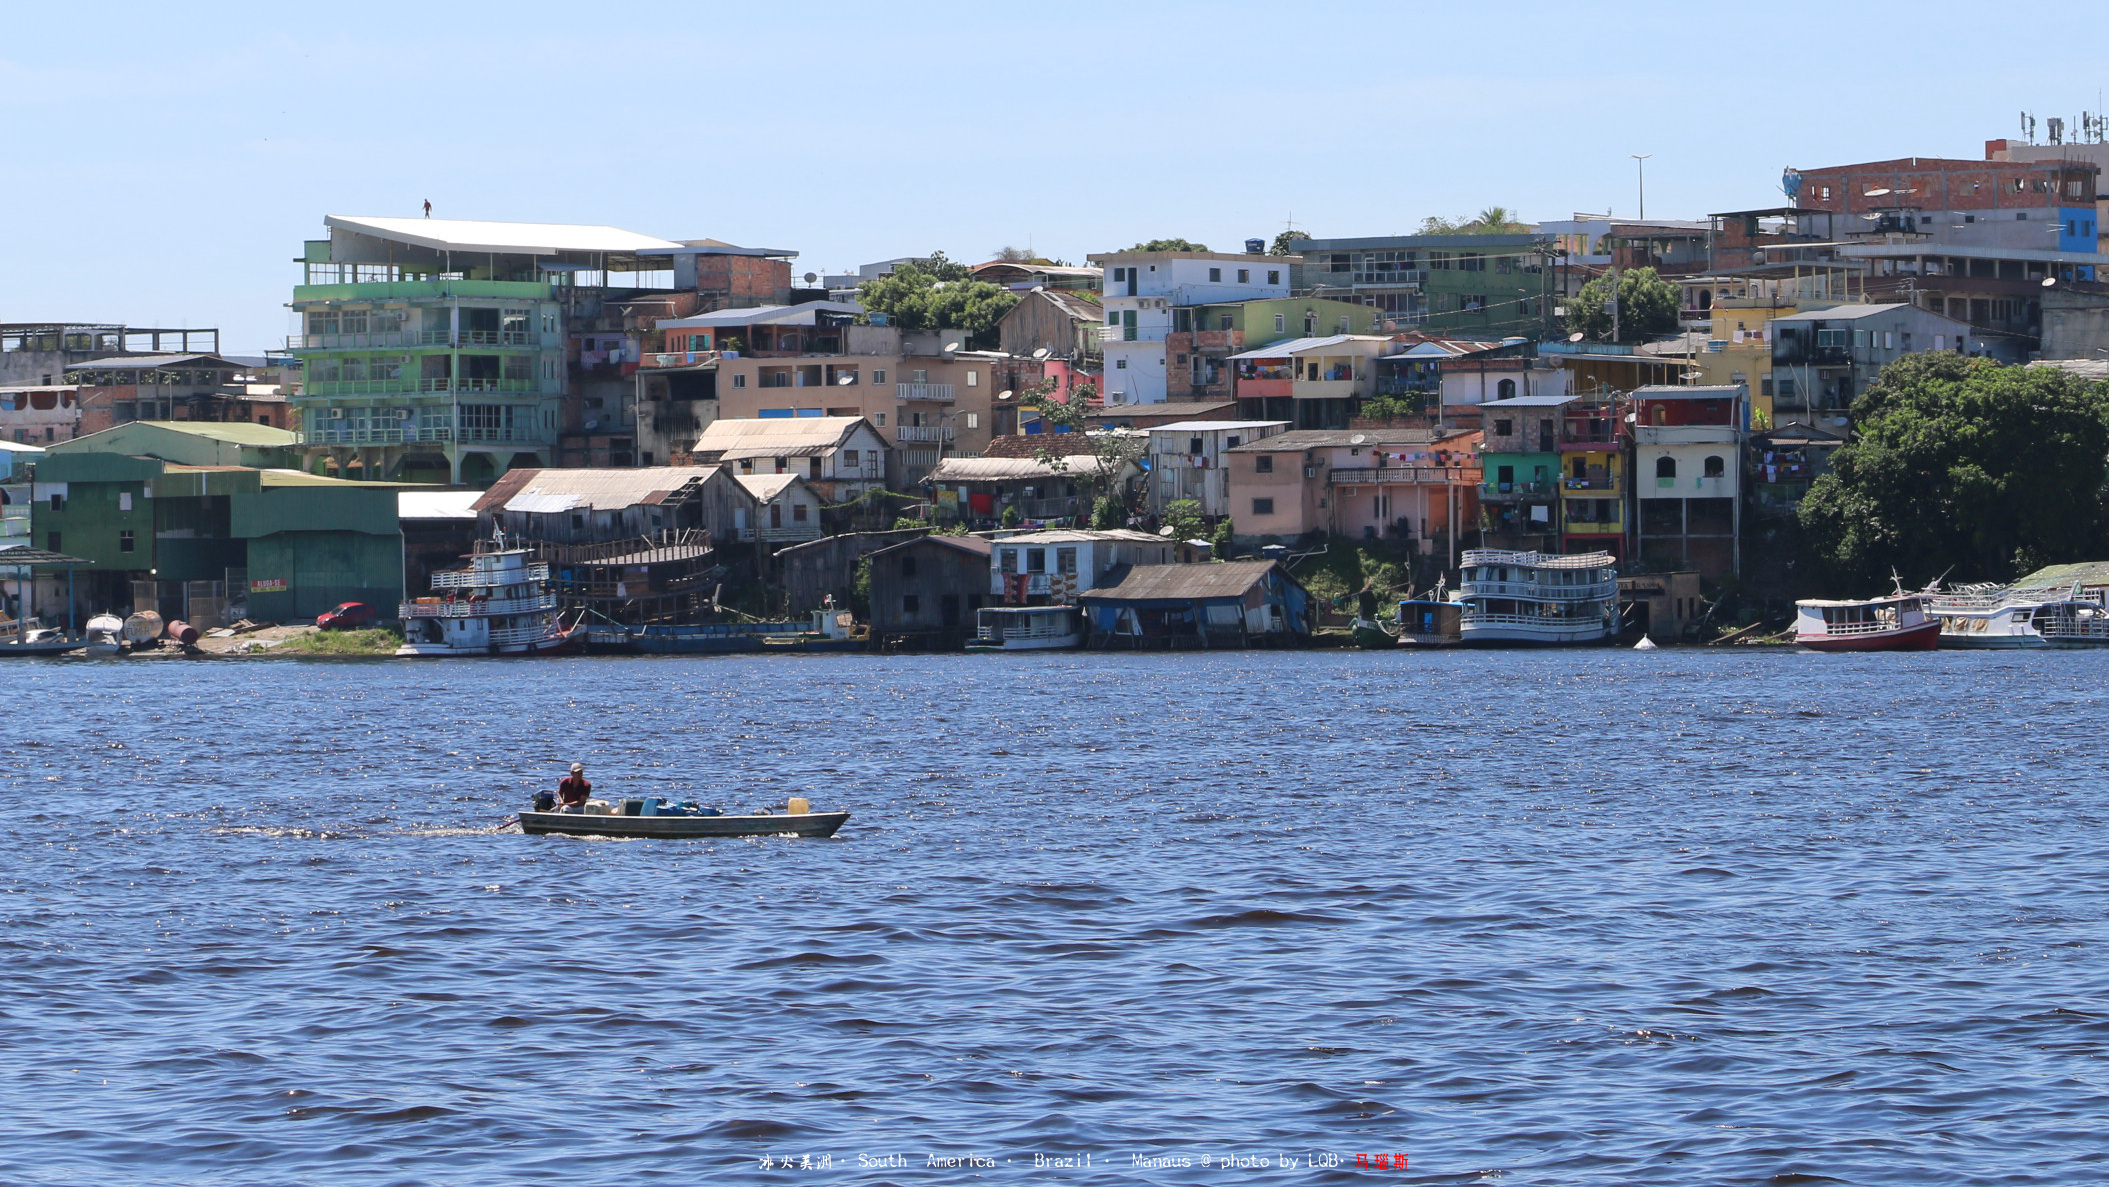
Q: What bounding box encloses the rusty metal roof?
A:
[1080,559,1292,602]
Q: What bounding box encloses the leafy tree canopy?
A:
[1021,380,1142,498]
[1798,354,2109,590]
[1563,266,1679,343]
[991,245,1064,265]
[1417,206,1530,235]
[1126,238,1209,252]
[1270,231,1311,256]
[857,251,1017,346]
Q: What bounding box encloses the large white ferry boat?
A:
[1454,549,1619,647]
[1930,582,2109,649]
[397,544,581,657]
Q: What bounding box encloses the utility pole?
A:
[1631,154,1652,221]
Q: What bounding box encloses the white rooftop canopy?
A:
[324,215,684,257]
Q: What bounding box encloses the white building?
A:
[1086,251,1292,404]
[1145,420,1290,517]
[988,529,1174,604]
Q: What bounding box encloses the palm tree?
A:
[1472,206,1521,232]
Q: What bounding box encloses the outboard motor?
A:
[531,791,557,812]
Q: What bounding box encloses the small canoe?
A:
[518,809,850,839]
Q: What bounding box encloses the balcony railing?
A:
[1481,480,1554,498]
[403,593,558,618]
[290,329,535,350]
[302,377,546,397]
[300,425,547,446]
[1562,476,1619,490]
[894,425,955,442]
[897,383,955,402]
[432,562,549,588]
[1460,579,1616,601]
[1101,325,1171,343]
[1329,466,1477,485]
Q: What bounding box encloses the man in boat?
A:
[557,763,592,813]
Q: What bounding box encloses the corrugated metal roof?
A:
[733,473,803,500]
[995,528,1167,545]
[478,466,720,513]
[116,421,300,446]
[325,215,683,256]
[694,417,868,456]
[1081,559,1288,602]
[1475,395,1580,408]
[1226,335,1385,360]
[1146,420,1289,432]
[63,354,235,371]
[399,491,481,520]
[1226,427,1478,452]
[2018,560,2109,587]
[1771,303,1912,323]
[867,533,993,560]
[926,455,1103,482]
[656,301,861,329]
[1085,400,1236,420]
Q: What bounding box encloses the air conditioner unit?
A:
[327,408,345,419]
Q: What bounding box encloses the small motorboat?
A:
[1794,592,1941,652]
[85,614,125,656]
[519,795,849,839]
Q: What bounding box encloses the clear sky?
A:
[5,0,2106,353]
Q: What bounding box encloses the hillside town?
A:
[9,126,2109,652]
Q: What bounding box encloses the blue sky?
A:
[5,0,2106,353]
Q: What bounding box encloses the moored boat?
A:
[965,605,1081,651]
[85,614,124,656]
[1794,594,1940,651]
[1455,549,1619,647]
[396,544,583,657]
[1394,598,1462,647]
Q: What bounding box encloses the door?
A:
[941,595,960,627]
[770,502,782,528]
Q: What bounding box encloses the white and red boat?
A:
[1793,593,1941,652]
[397,544,583,657]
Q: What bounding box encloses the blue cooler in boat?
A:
[620,798,648,816]
[639,797,661,816]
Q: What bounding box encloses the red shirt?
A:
[558,774,592,805]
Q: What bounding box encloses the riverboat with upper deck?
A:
[397,544,582,656]
[1453,549,1619,647]
[1794,593,1940,651]
[1929,582,2109,649]
[967,605,1082,651]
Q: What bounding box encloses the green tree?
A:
[1090,494,1125,530]
[1417,207,1529,235]
[1799,354,2109,589]
[1020,381,1145,502]
[1126,238,1208,252]
[1162,499,1206,544]
[1000,504,1021,528]
[1210,517,1235,560]
[1563,266,1679,343]
[1270,231,1311,256]
[1358,393,1421,420]
[856,252,1017,348]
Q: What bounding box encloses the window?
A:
[118,530,134,553]
[911,369,929,383]
[966,370,978,387]
[1251,497,1274,515]
[1328,253,1350,273]
[965,412,979,429]
[739,458,755,473]
[1111,267,1126,282]
[1208,267,1222,282]
[1461,295,1487,312]
[1117,359,1128,369]
[872,369,886,383]
[1188,436,1204,454]
[1497,379,1516,399]
[1255,455,1274,473]
[118,492,132,512]
[1703,455,1725,478]
[45,532,59,552]
[48,492,64,512]
[999,548,1017,574]
[1494,419,1513,436]
[1057,547,1077,574]
[844,449,858,468]
[1656,456,1677,479]
[1026,548,1046,573]
[902,594,920,615]
[1218,314,1233,331]
[732,373,747,388]
[1274,313,1286,332]
[1429,251,1453,270]
[1237,269,1250,282]
[1817,328,1848,348]
[1459,252,1485,272]
[1267,270,1280,285]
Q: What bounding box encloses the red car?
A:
[316,601,378,630]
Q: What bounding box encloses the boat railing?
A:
[489,623,566,646]
[1461,548,1615,569]
[431,563,549,588]
[978,617,1074,642]
[1459,580,1616,601]
[1798,615,1921,636]
[401,594,558,618]
[1459,609,1612,627]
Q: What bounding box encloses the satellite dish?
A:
[2043,276,2059,287]
[1568,332,1585,343]
[837,373,856,383]
[997,389,1014,402]
[1349,433,1367,445]
[1032,347,1051,360]
[804,272,817,284]
[1863,187,1892,198]
[943,342,960,353]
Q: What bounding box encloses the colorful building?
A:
[1631,384,1746,579]
[1086,250,1292,405]
[1293,233,1553,337]
[1475,396,1567,552]
[1223,427,1480,556]
[1228,335,1393,429]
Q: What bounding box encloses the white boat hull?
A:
[1458,621,1616,647]
[965,632,1082,651]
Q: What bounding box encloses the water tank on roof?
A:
[1244,239,1266,254]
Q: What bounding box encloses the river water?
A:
[2,649,2105,1185]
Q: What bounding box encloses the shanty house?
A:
[925,453,1139,526]
[1079,560,1310,648]
[690,416,889,507]
[475,466,744,544]
[731,473,825,542]
[988,528,1172,605]
[865,533,993,649]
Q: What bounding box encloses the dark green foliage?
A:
[1210,517,1235,559]
[1000,504,1021,528]
[857,251,1017,348]
[1161,499,1206,544]
[1799,354,2109,590]
[1090,495,1125,530]
[1126,238,1208,252]
[1358,393,1421,420]
[1270,231,1311,256]
[1564,266,1679,343]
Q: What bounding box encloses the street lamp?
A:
[1631,154,1653,220]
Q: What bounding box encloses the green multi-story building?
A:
[291,215,692,486]
[1164,295,1382,403]
[1294,233,1554,339]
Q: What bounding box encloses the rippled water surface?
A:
[4,649,2107,1185]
